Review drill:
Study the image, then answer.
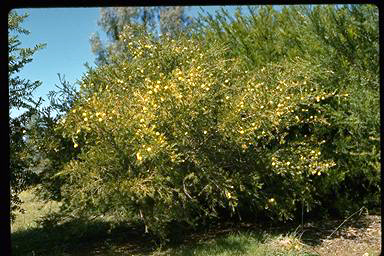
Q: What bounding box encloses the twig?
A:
[183,179,193,200]
[327,206,365,239]
[301,201,304,227]
[139,209,148,233]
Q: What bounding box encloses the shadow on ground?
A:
[11,218,156,256]
[11,213,378,256]
[294,213,375,246]
[11,218,269,256]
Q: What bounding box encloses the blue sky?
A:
[10,6,276,117]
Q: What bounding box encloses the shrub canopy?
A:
[36,5,379,239]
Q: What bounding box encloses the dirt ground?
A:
[299,214,381,256]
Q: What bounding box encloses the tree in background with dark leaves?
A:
[9,10,46,221]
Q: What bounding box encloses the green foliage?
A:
[194,4,380,216]
[9,11,46,221]
[8,12,46,110]
[303,5,379,214]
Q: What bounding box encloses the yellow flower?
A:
[74,143,78,148]
[136,152,142,161]
[98,118,103,122]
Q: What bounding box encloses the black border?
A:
[2,1,382,256]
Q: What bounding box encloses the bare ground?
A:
[302,214,381,256]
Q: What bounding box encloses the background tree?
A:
[90,6,193,66]
[9,10,46,221]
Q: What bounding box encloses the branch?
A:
[183,178,193,200]
[327,206,366,239]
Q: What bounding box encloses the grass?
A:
[152,232,318,256]
[11,189,378,256]
[11,188,62,232]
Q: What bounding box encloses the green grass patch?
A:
[153,232,318,256]
[11,188,62,232]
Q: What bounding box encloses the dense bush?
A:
[35,5,379,240]
[195,4,380,216]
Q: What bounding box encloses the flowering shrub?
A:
[50,24,363,239]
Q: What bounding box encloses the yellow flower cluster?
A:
[271,144,336,177]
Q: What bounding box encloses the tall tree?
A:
[90,6,193,66]
[8,10,46,221]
